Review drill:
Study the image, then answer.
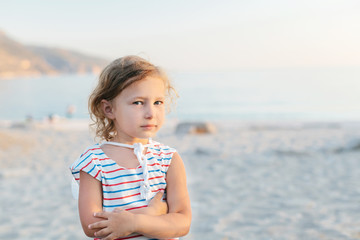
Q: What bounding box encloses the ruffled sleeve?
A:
[155,143,177,174]
[70,145,103,183]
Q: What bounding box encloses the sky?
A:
[1,0,360,71]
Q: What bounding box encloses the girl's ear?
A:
[101,100,115,119]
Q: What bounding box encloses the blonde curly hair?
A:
[89,55,177,141]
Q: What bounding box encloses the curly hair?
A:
[88,55,177,141]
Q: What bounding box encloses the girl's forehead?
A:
[121,76,166,97]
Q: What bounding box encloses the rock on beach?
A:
[175,121,217,134]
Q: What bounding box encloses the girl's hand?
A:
[89,209,136,240]
[146,190,168,216]
[88,191,167,239]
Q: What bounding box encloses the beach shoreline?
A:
[1,118,360,239]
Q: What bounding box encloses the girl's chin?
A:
[135,133,156,141]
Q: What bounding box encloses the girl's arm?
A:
[90,152,192,239]
[78,171,104,238]
[78,171,168,238]
[135,152,192,237]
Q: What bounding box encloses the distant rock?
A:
[175,121,217,134]
[334,140,360,153]
[0,30,108,78]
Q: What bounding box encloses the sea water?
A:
[0,67,359,122]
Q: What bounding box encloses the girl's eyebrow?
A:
[131,96,165,100]
[132,96,146,99]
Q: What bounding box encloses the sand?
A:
[1,119,360,240]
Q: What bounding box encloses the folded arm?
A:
[78,170,104,238]
[132,152,192,238]
[78,172,168,238]
[82,152,192,239]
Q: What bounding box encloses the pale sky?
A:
[1,0,360,71]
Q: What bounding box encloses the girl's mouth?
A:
[141,124,156,129]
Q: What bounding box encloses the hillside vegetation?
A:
[0,31,108,78]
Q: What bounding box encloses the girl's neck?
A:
[110,136,150,145]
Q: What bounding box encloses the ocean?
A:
[1,69,360,240]
[0,67,359,122]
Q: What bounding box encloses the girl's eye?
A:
[133,101,143,105]
[154,101,163,105]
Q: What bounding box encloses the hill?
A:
[0,31,108,78]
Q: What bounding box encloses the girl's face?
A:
[102,76,166,144]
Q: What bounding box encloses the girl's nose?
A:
[144,104,154,119]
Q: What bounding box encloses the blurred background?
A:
[1,1,360,240]
[0,0,359,122]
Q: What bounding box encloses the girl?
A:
[70,56,191,240]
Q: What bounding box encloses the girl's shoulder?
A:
[78,143,103,159]
[70,143,103,184]
[149,140,177,154]
[70,143,103,171]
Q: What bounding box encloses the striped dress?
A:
[70,141,178,240]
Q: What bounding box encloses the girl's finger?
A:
[94,227,111,238]
[88,220,108,230]
[112,207,123,213]
[149,190,164,204]
[94,211,109,218]
[102,233,116,240]
[154,190,164,200]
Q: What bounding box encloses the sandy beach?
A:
[1,119,360,240]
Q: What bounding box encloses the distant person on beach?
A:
[66,104,77,118]
[70,56,191,240]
